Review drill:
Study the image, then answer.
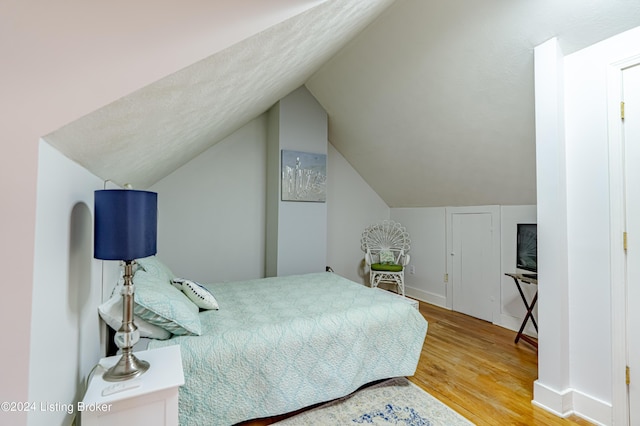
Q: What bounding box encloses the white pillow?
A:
[98,294,172,340]
[172,278,219,310]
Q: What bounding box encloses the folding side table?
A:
[505,273,538,348]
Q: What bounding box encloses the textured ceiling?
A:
[45,0,394,189]
[45,0,640,207]
[307,0,640,207]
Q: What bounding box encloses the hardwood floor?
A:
[240,299,593,425]
[412,300,592,426]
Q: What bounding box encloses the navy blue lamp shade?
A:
[94,189,158,261]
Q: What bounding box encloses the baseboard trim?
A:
[405,287,447,308]
[533,380,612,426]
[572,389,612,426]
[533,380,573,417]
[497,313,538,337]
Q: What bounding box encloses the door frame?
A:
[445,205,501,323]
[608,54,640,426]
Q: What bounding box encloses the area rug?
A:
[273,377,474,425]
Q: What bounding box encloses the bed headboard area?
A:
[28,142,121,426]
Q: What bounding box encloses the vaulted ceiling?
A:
[45,0,640,207]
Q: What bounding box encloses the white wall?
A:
[28,141,105,426]
[564,38,615,408]
[327,145,390,284]
[267,87,328,277]
[151,116,268,283]
[391,208,447,306]
[565,27,640,424]
[532,37,573,419]
[533,27,640,425]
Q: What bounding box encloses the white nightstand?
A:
[81,345,184,426]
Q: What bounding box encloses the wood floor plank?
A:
[412,300,593,426]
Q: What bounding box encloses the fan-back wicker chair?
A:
[361,220,411,296]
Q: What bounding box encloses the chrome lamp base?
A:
[104,349,150,381]
[103,260,150,382]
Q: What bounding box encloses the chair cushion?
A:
[371,263,403,272]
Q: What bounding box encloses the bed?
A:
[101,258,428,426]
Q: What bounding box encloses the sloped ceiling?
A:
[307,0,640,207]
[44,0,395,189]
[45,0,640,207]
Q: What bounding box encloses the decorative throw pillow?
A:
[172,278,219,310]
[136,256,176,283]
[132,270,202,336]
[379,250,396,264]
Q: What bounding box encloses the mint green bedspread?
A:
[149,272,428,425]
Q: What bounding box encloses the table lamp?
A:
[94,188,158,381]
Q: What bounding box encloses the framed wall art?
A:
[281,150,326,202]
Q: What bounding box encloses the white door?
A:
[624,63,640,425]
[450,212,496,322]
